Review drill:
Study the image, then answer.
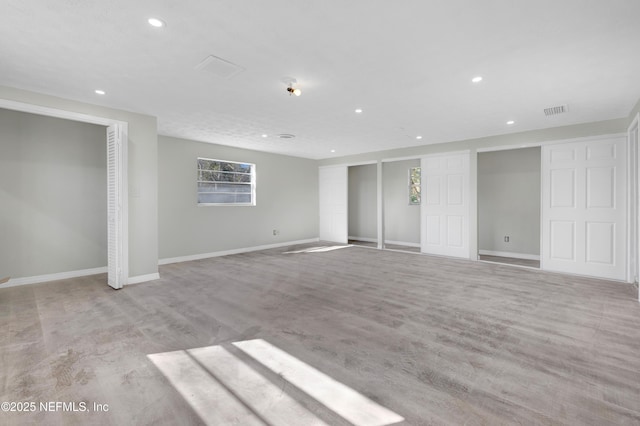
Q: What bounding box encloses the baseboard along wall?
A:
[158,238,321,266]
[478,250,540,261]
[348,236,420,248]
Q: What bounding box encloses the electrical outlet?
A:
[504,236,509,242]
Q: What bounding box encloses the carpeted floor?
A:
[1,243,639,425]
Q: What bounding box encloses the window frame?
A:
[197,157,256,206]
[409,166,421,205]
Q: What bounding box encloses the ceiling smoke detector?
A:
[277,134,296,139]
[544,104,568,116]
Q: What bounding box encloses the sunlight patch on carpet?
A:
[283,245,352,254]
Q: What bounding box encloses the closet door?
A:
[420,152,470,258]
[319,166,348,244]
[541,136,626,280]
[107,124,125,289]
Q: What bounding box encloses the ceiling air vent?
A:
[195,55,245,79]
[544,104,568,116]
[277,134,295,139]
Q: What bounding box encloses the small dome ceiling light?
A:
[507,120,515,125]
[472,76,483,83]
[95,89,106,95]
[416,136,423,140]
[148,18,166,28]
[355,108,363,113]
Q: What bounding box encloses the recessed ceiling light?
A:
[472,76,483,83]
[355,109,363,113]
[416,136,422,140]
[261,134,268,138]
[148,18,165,28]
[507,120,515,125]
[330,149,336,153]
[95,89,105,95]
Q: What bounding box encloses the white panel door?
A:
[542,137,626,280]
[107,124,125,289]
[420,152,470,258]
[319,166,348,244]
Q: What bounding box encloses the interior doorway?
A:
[0,99,128,289]
[348,164,378,249]
[381,159,421,253]
[477,147,541,268]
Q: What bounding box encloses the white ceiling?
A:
[2,0,640,159]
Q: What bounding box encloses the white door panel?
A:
[319,166,348,244]
[107,124,125,289]
[542,137,626,280]
[421,152,470,258]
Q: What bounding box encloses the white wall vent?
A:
[544,104,568,116]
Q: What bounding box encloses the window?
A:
[197,158,256,205]
[409,166,421,205]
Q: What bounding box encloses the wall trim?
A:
[348,236,377,243]
[158,238,321,265]
[127,273,160,285]
[478,250,540,261]
[349,237,420,248]
[385,240,421,248]
[1,267,108,288]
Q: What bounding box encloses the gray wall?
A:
[348,164,377,240]
[0,108,107,278]
[383,159,420,244]
[0,85,159,279]
[158,136,318,259]
[478,148,541,256]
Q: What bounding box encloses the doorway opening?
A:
[348,164,378,249]
[478,147,541,269]
[381,159,421,253]
[0,99,128,289]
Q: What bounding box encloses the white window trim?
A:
[197,157,256,206]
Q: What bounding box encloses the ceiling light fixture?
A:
[416,136,422,140]
[261,134,268,138]
[281,76,302,97]
[287,86,302,96]
[507,120,515,125]
[331,149,336,153]
[95,89,105,95]
[148,18,165,28]
[472,76,483,83]
[355,109,363,113]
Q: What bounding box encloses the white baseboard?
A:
[385,240,421,248]
[127,273,160,285]
[348,236,377,243]
[478,250,540,261]
[1,266,108,288]
[158,238,321,266]
[349,237,420,248]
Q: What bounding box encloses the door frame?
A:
[628,114,640,295]
[0,99,129,289]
